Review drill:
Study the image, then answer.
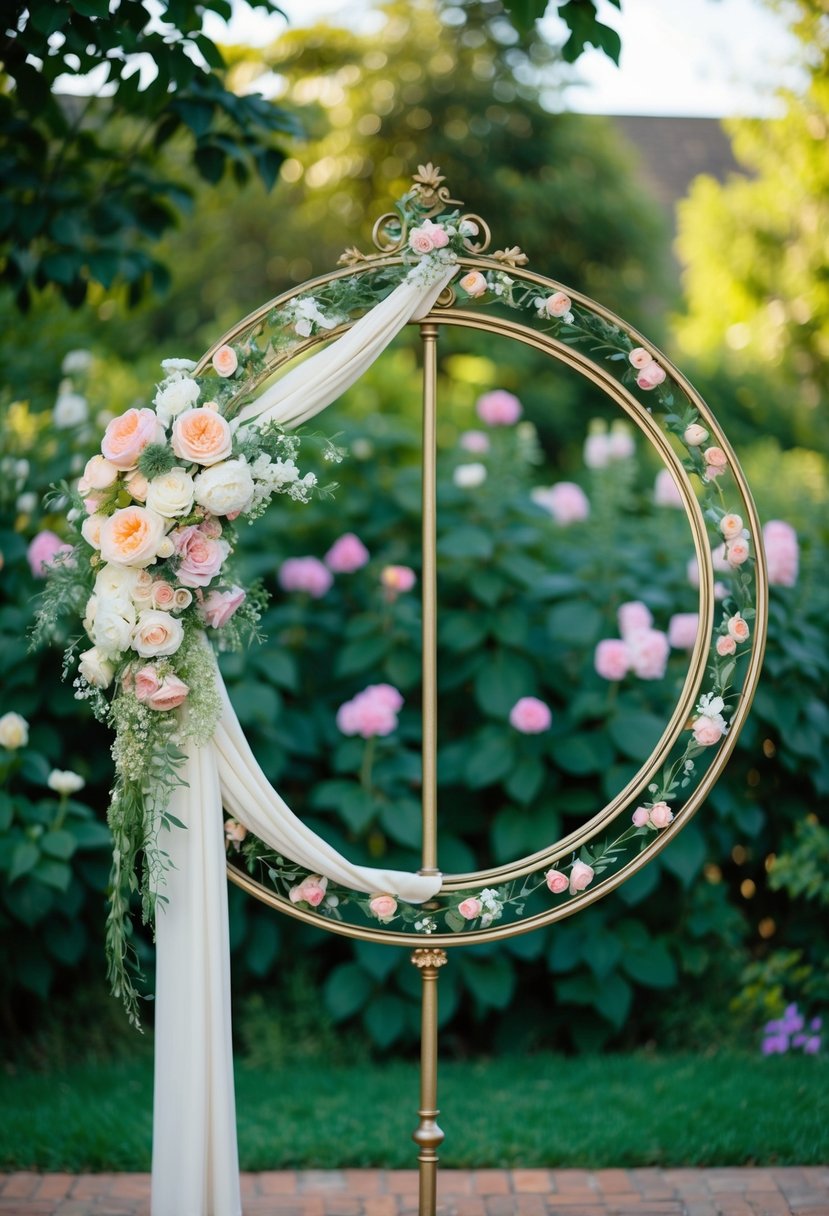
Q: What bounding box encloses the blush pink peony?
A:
[369,894,398,921]
[476,389,523,426]
[532,481,590,524]
[594,638,631,681]
[763,520,799,587]
[458,897,483,919]
[668,613,699,650]
[324,532,370,573]
[278,556,333,598]
[618,600,653,640]
[509,696,552,734]
[627,628,670,680]
[289,875,328,906]
[200,585,246,628]
[381,565,417,596]
[173,524,228,587]
[27,530,72,577]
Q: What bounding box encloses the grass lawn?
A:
[2,1052,827,1172]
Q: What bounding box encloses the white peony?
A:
[92,601,137,659]
[160,358,197,374]
[131,609,184,658]
[453,462,487,488]
[145,467,195,518]
[0,712,29,749]
[154,375,200,425]
[48,769,86,795]
[193,459,254,517]
[54,392,89,429]
[94,563,140,600]
[78,646,115,688]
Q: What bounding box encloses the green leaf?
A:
[312,780,375,832]
[245,916,280,976]
[336,634,390,676]
[660,822,707,886]
[363,993,407,1048]
[594,971,632,1028]
[552,732,614,776]
[546,599,603,646]
[194,143,226,184]
[353,940,399,981]
[505,757,545,805]
[9,841,40,883]
[45,917,87,966]
[465,733,516,788]
[608,711,666,761]
[621,936,677,989]
[460,953,515,1010]
[440,612,488,652]
[438,526,494,560]
[378,797,422,848]
[474,652,536,717]
[499,0,550,34]
[40,830,78,861]
[323,962,373,1021]
[548,924,583,972]
[231,680,281,726]
[33,858,73,892]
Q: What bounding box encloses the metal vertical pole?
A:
[412,319,445,1216]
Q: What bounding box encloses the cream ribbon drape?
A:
[151,262,455,1216]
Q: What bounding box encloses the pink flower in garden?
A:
[212,345,238,377]
[636,362,666,390]
[618,601,653,640]
[606,425,635,462]
[531,482,590,524]
[27,530,72,577]
[727,613,750,643]
[569,860,594,895]
[545,869,569,894]
[668,613,699,650]
[594,638,631,681]
[325,532,370,573]
[224,819,247,849]
[381,565,417,597]
[654,468,684,508]
[459,271,487,298]
[632,807,651,828]
[458,897,483,919]
[648,801,674,828]
[278,556,333,598]
[720,513,744,540]
[476,389,523,426]
[369,894,398,922]
[544,292,572,318]
[763,520,799,587]
[336,684,404,738]
[726,537,750,566]
[459,429,490,454]
[716,635,737,657]
[627,628,670,680]
[200,585,246,628]
[628,347,654,370]
[509,697,552,734]
[173,524,228,587]
[289,875,328,907]
[584,430,611,468]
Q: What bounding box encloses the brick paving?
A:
[0,1169,827,1216]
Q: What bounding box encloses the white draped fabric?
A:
[151,261,455,1216]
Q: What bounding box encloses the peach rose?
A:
[126,469,149,502]
[151,580,177,610]
[146,672,189,712]
[545,291,572,318]
[458,896,483,918]
[716,635,736,657]
[101,408,164,471]
[649,801,674,828]
[628,347,653,369]
[81,514,106,550]
[99,506,166,568]
[79,454,119,493]
[459,271,487,298]
[720,513,743,540]
[131,609,184,658]
[569,860,594,895]
[369,894,398,922]
[727,613,750,643]
[289,875,328,906]
[171,409,233,466]
[224,819,247,848]
[132,569,155,605]
[545,869,569,894]
[727,537,750,566]
[693,716,726,746]
[212,345,238,378]
[173,588,192,610]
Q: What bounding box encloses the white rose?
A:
[78,646,115,689]
[47,769,86,795]
[0,712,29,749]
[453,462,487,488]
[193,459,255,516]
[131,609,184,658]
[145,467,195,518]
[16,492,37,514]
[83,593,98,636]
[160,358,197,374]
[81,514,106,549]
[61,349,93,375]
[80,455,119,492]
[95,563,140,600]
[154,375,200,425]
[92,601,136,659]
[132,569,155,605]
[54,392,88,429]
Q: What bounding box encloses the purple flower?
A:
[761,1034,789,1055]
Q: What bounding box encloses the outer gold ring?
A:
[207,256,767,945]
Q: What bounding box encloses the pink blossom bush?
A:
[668,613,699,650]
[336,684,404,738]
[325,532,369,573]
[27,530,72,577]
[618,601,653,639]
[531,482,590,524]
[627,627,670,680]
[509,696,552,734]
[763,520,799,587]
[476,389,522,426]
[381,565,417,597]
[594,638,630,681]
[654,468,684,508]
[278,556,333,598]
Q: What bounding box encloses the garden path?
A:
[1,1168,828,1216]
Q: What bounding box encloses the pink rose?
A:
[459,429,490,454]
[704,446,728,479]
[365,684,404,712]
[569,860,594,895]
[136,667,189,712]
[199,516,223,540]
[325,532,370,573]
[654,468,684,508]
[532,482,590,524]
[693,716,726,746]
[289,875,328,907]
[224,819,247,849]
[151,580,177,610]
[369,894,398,922]
[716,635,736,657]
[212,345,238,378]
[27,530,72,577]
[200,585,246,628]
[727,613,750,643]
[627,628,670,680]
[649,801,674,828]
[720,513,743,540]
[618,601,653,640]
[409,226,436,254]
[173,524,228,587]
[594,638,630,681]
[476,389,522,426]
[545,292,572,318]
[628,347,653,370]
[763,520,799,587]
[458,897,483,919]
[509,696,552,734]
[171,409,233,466]
[636,362,666,390]
[101,407,164,471]
[278,556,333,598]
[79,454,119,493]
[459,271,487,298]
[632,807,650,828]
[683,423,709,447]
[336,684,403,738]
[134,664,161,702]
[726,537,750,566]
[668,613,699,650]
[545,869,568,894]
[131,609,184,658]
[99,506,165,568]
[421,219,449,248]
[381,565,417,596]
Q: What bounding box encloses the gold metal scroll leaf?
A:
[411,162,464,217]
[371,211,408,254]
[459,214,491,255]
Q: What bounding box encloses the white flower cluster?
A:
[281,296,341,339]
[478,888,504,928]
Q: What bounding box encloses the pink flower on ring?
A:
[369,894,398,922]
[726,537,750,566]
[636,362,666,390]
[628,347,654,370]
[509,696,552,734]
[545,292,572,318]
[200,585,246,628]
[545,869,569,894]
[716,635,736,657]
[458,897,483,919]
[693,716,727,746]
[684,423,709,447]
[569,860,594,895]
[632,807,650,828]
[648,801,674,828]
[289,875,328,907]
[727,613,750,643]
[27,531,72,578]
[325,532,370,573]
[212,345,238,377]
[459,271,487,298]
[720,513,744,540]
[476,389,522,426]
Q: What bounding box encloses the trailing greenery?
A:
[1,1051,826,1170]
